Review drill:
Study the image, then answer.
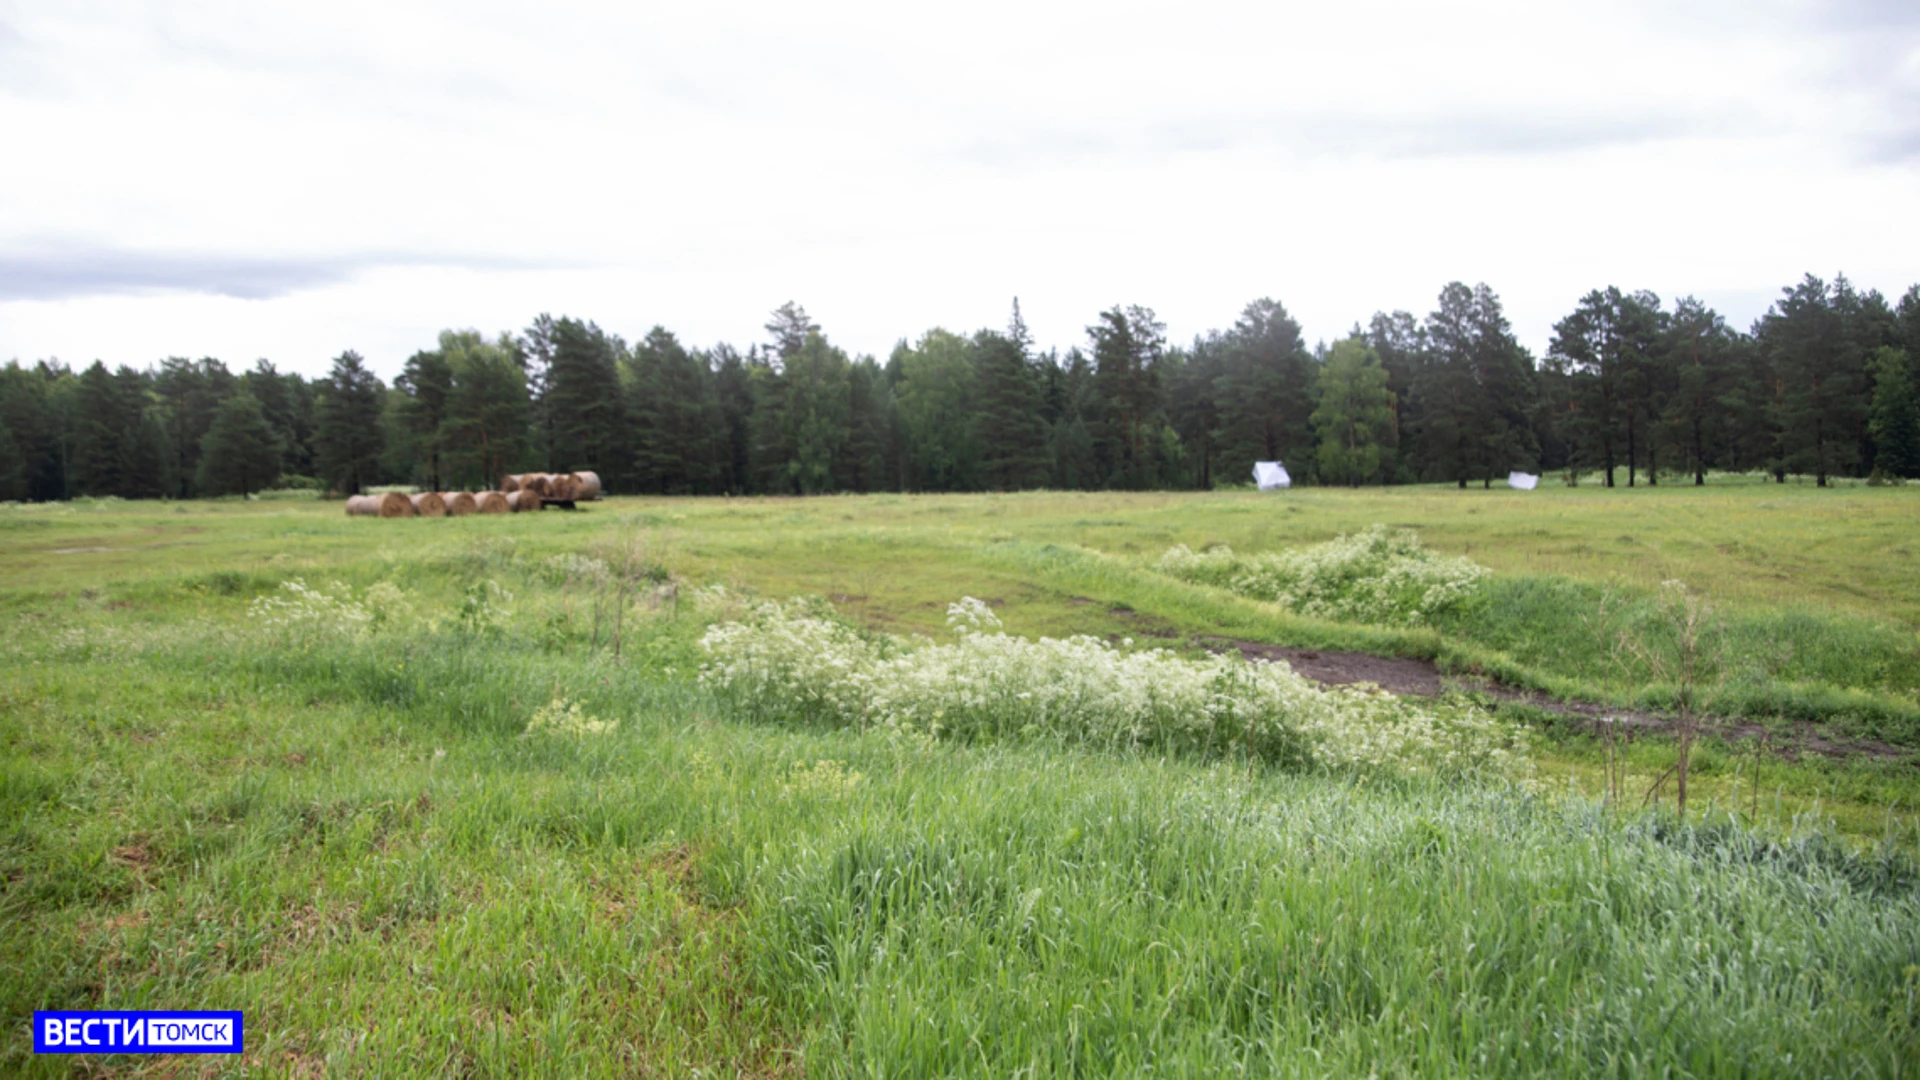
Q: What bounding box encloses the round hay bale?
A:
[473,491,510,513]
[505,489,543,512]
[345,494,382,516]
[410,492,447,517]
[521,473,552,497]
[500,474,522,493]
[569,471,603,500]
[442,492,477,516]
[546,473,579,501]
[378,491,416,517]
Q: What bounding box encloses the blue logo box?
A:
[34,1011,244,1054]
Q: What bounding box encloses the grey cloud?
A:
[0,247,560,302]
[1805,0,1920,33]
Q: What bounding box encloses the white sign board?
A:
[1507,471,1540,490]
[1253,461,1291,490]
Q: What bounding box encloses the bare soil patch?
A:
[1201,637,1908,761]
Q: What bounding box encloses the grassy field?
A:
[4,486,1918,1076]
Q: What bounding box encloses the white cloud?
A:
[0,0,1915,377]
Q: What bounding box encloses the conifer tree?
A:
[395,345,454,491]
[1165,337,1224,489]
[1761,275,1862,486]
[314,350,386,495]
[1087,305,1168,489]
[1867,347,1920,478]
[197,391,282,497]
[442,332,531,489]
[526,315,626,484]
[1664,298,1736,485]
[0,411,25,501]
[1214,299,1314,485]
[628,327,722,494]
[840,357,893,492]
[974,310,1050,491]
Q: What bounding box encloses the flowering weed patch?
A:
[1156,524,1489,626]
[523,695,618,738]
[701,595,1527,779]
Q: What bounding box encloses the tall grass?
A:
[5,499,1919,1075]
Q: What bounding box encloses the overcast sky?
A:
[1,0,1916,380]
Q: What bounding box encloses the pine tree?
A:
[1214,299,1314,485]
[754,329,851,494]
[71,362,136,497]
[1761,275,1863,486]
[443,332,531,489]
[765,302,818,363]
[248,361,314,479]
[1365,311,1424,482]
[0,411,25,501]
[1312,338,1395,486]
[974,309,1050,491]
[710,345,756,494]
[1464,284,1539,487]
[1042,349,1100,489]
[1549,287,1657,487]
[153,358,234,497]
[839,357,893,493]
[314,350,386,495]
[1663,298,1735,485]
[1867,347,1920,478]
[1087,305,1168,489]
[1165,337,1224,489]
[628,327,722,494]
[395,344,455,491]
[197,391,283,497]
[527,316,626,484]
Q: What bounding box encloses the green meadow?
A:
[3,484,1918,1076]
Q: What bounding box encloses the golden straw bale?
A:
[410,492,448,517]
[442,492,477,515]
[473,491,510,513]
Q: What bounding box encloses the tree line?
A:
[3,273,1917,502]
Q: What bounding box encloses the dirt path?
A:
[1199,634,1910,762]
[1070,598,1907,760]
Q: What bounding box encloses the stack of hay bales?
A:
[344,490,504,518]
[501,471,601,505]
[347,471,599,519]
[346,492,416,517]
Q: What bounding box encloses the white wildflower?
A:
[1156,525,1489,626]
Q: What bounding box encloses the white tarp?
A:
[1507,471,1540,490]
[1253,461,1291,490]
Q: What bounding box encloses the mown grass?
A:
[3,490,1919,1075]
